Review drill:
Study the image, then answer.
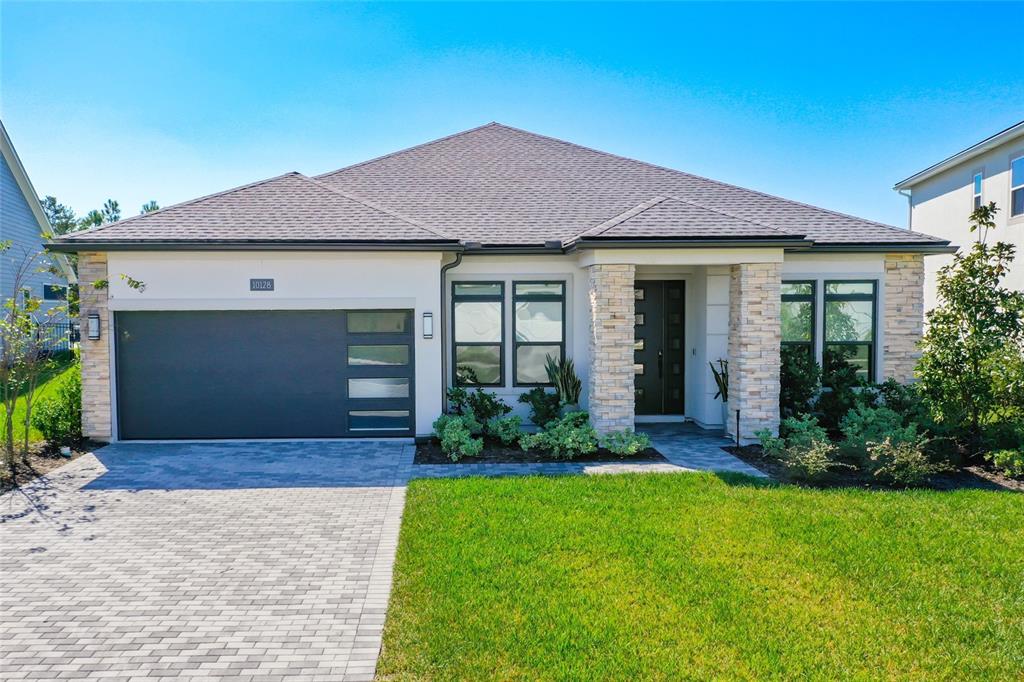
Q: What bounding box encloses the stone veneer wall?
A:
[586,263,636,434]
[78,252,112,441]
[726,262,781,443]
[883,253,925,384]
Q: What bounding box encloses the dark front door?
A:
[114,310,415,439]
[633,281,685,415]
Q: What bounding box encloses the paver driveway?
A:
[0,441,411,682]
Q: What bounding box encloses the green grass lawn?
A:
[2,354,77,444]
[379,473,1024,680]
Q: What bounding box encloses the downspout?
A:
[897,188,913,230]
[439,251,463,414]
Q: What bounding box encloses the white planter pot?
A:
[721,401,730,427]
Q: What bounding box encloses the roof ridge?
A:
[58,172,304,239]
[298,175,455,241]
[576,197,670,240]
[490,123,936,241]
[315,122,502,181]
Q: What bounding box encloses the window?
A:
[452,282,503,386]
[43,285,67,301]
[513,281,565,385]
[1012,156,1024,217]
[781,281,815,358]
[824,281,876,381]
[973,171,984,209]
[347,311,408,333]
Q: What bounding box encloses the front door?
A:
[633,281,685,415]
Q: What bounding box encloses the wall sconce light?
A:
[422,311,434,339]
[87,312,101,341]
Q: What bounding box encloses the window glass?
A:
[43,285,68,301]
[348,377,410,399]
[825,282,874,296]
[454,302,502,342]
[1012,156,1024,187]
[514,301,562,342]
[454,283,502,297]
[455,345,500,385]
[825,300,873,342]
[824,280,875,381]
[347,311,407,334]
[349,410,410,431]
[512,282,565,385]
[514,282,564,296]
[782,300,814,342]
[347,345,409,366]
[781,282,813,296]
[1012,157,1024,217]
[974,173,983,195]
[515,345,561,384]
[824,344,871,379]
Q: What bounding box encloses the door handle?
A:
[658,351,663,379]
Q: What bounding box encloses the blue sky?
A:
[3,2,1022,228]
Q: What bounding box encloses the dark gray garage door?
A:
[115,310,415,439]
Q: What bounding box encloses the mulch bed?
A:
[725,445,1024,492]
[0,442,104,495]
[415,438,667,465]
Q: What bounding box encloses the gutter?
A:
[568,237,814,251]
[46,240,463,253]
[438,252,464,414]
[801,243,957,255]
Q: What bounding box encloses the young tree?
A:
[917,203,1024,452]
[140,200,160,214]
[39,196,79,235]
[101,199,121,223]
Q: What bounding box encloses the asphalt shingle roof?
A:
[55,123,949,249]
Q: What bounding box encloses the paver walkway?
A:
[0,428,760,681]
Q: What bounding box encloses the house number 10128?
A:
[250,278,275,291]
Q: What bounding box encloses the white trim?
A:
[576,247,785,267]
[894,120,1024,190]
[108,297,419,311]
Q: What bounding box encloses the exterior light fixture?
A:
[87,312,101,341]
[422,312,434,339]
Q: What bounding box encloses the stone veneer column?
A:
[78,252,112,441]
[586,264,635,434]
[883,253,925,384]
[726,262,781,443]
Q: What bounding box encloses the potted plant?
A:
[545,355,582,413]
[710,358,729,425]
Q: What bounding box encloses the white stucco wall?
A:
[906,134,1024,312]
[105,251,445,437]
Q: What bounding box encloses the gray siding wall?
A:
[0,153,67,317]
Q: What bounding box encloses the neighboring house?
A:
[894,120,1024,313]
[48,123,953,444]
[1,120,75,320]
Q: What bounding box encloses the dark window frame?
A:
[512,280,566,387]
[451,281,505,387]
[781,280,816,360]
[823,279,877,382]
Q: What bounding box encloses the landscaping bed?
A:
[0,442,101,494]
[725,444,1024,492]
[415,437,665,464]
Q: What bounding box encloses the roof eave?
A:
[45,239,463,253]
[893,120,1024,190]
[569,236,814,251]
[800,242,957,255]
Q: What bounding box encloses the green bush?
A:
[433,413,484,462]
[489,415,523,446]
[779,414,829,451]
[31,366,83,449]
[447,387,511,426]
[839,404,920,463]
[517,387,561,427]
[599,429,651,456]
[780,346,821,418]
[868,437,950,487]
[987,449,1024,478]
[780,439,852,481]
[818,348,868,433]
[519,411,597,460]
[755,428,786,458]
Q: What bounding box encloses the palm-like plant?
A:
[545,355,582,406]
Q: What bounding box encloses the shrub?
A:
[868,437,950,487]
[489,415,523,446]
[755,428,786,458]
[781,439,852,481]
[987,449,1024,478]
[433,413,483,462]
[518,387,561,427]
[31,366,83,449]
[818,348,868,433]
[545,356,582,406]
[447,387,511,423]
[839,404,920,463]
[519,411,597,460]
[599,429,651,456]
[780,346,821,418]
[779,414,828,451]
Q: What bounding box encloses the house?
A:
[47,123,953,444]
[1,120,76,321]
[894,120,1024,313]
